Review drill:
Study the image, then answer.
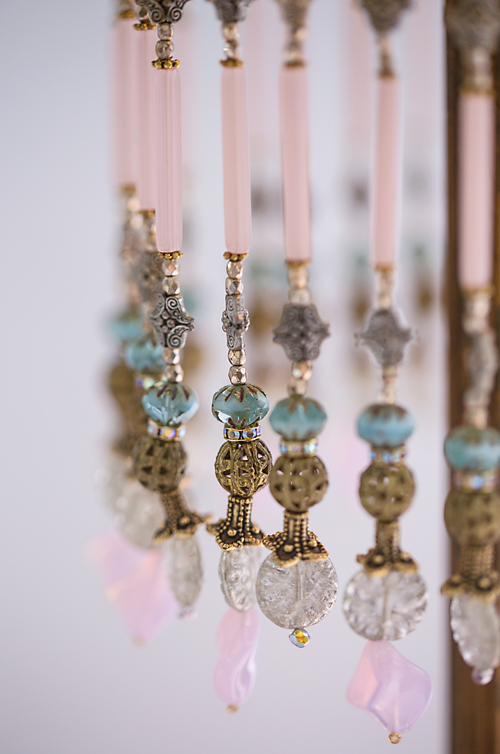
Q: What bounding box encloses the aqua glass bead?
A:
[142,382,199,427]
[270,395,327,441]
[212,384,269,428]
[444,425,500,471]
[124,334,164,375]
[357,404,414,448]
[109,308,143,345]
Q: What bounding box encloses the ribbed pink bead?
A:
[112,18,138,189]
[279,65,312,262]
[221,65,252,255]
[155,67,183,253]
[459,92,495,290]
[135,28,157,211]
[372,75,400,268]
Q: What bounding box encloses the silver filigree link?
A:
[359,308,412,369]
[222,295,250,350]
[150,293,194,349]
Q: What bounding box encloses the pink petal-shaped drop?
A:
[347,640,432,735]
[214,608,260,709]
[88,530,177,642]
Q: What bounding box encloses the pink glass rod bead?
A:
[88,530,177,642]
[214,607,260,710]
[112,17,138,189]
[347,640,432,738]
[221,65,252,255]
[279,65,312,262]
[155,67,183,253]
[371,75,400,268]
[135,28,157,211]
[458,92,495,290]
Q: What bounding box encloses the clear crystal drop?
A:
[450,595,500,683]
[164,535,203,617]
[256,554,338,629]
[343,569,428,641]
[218,547,261,612]
[99,455,164,549]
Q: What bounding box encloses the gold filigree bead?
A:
[444,488,500,547]
[359,461,415,522]
[133,435,187,493]
[215,440,272,497]
[269,455,328,513]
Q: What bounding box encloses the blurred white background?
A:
[0,0,448,752]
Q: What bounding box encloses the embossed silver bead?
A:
[226,278,244,295]
[228,349,246,366]
[163,277,181,296]
[165,364,184,383]
[163,347,181,365]
[229,365,248,384]
[226,260,244,279]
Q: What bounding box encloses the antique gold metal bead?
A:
[269,455,328,513]
[215,440,272,497]
[359,461,415,522]
[444,488,500,547]
[107,361,148,457]
[133,436,187,493]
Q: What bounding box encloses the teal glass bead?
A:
[109,308,143,345]
[357,404,414,448]
[444,425,500,471]
[270,395,327,441]
[124,334,164,375]
[142,382,199,427]
[212,384,269,429]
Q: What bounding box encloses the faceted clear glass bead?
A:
[218,547,261,612]
[450,595,500,684]
[164,535,203,618]
[343,569,428,641]
[256,554,338,629]
[99,455,164,549]
[289,628,310,648]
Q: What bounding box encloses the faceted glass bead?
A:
[212,384,269,428]
[109,308,143,345]
[357,404,414,448]
[218,547,261,612]
[270,395,327,441]
[343,570,427,641]
[164,535,203,618]
[256,554,338,629]
[445,425,500,471]
[142,382,199,427]
[450,595,500,683]
[101,457,165,550]
[289,628,310,648]
[124,334,164,375]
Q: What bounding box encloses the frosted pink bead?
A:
[155,67,183,253]
[135,28,157,211]
[459,92,495,290]
[347,640,432,736]
[88,531,177,642]
[221,66,252,255]
[279,66,312,262]
[214,608,260,708]
[372,76,400,268]
[112,18,138,189]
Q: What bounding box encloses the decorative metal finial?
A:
[275,0,314,64]
[360,0,411,35]
[446,0,500,54]
[135,0,191,24]
[208,0,253,24]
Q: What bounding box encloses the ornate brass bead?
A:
[133,436,187,493]
[263,511,328,567]
[359,460,415,523]
[153,489,210,543]
[444,488,500,547]
[215,439,272,497]
[357,521,417,576]
[207,495,264,550]
[108,360,148,457]
[269,454,328,513]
